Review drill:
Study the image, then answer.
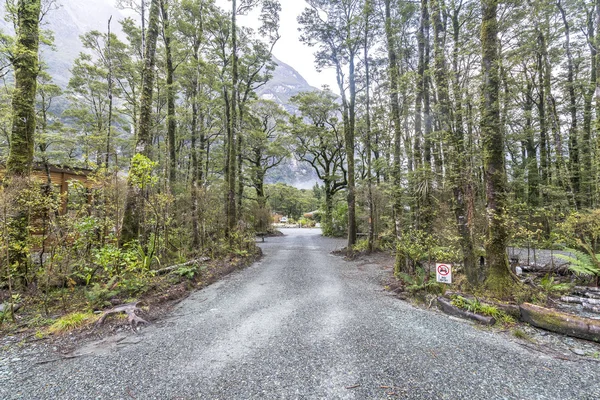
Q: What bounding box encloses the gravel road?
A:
[2,228,600,399]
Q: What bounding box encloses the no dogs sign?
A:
[436,263,452,284]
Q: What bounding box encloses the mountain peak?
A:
[257,56,319,114]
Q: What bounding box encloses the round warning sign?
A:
[436,263,452,284]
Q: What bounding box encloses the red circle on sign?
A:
[437,265,450,276]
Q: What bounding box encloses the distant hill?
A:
[0,0,125,88]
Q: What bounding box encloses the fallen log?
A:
[520,263,570,275]
[155,257,210,276]
[574,286,600,294]
[560,296,600,305]
[582,302,600,314]
[561,296,584,304]
[96,302,149,332]
[494,303,521,320]
[520,303,600,342]
[437,297,496,326]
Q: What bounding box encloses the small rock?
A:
[571,348,586,356]
[515,267,523,276]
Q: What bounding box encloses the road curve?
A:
[2,228,600,399]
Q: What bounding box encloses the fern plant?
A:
[539,275,572,294]
[397,268,443,295]
[556,248,600,277]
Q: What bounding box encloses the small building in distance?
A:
[272,213,283,223]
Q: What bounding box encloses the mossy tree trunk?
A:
[6,0,42,287]
[121,0,160,245]
[481,0,514,294]
[7,0,40,177]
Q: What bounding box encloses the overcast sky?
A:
[214,1,339,91]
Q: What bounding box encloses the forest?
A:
[1,0,600,330]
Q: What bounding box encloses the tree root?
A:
[96,302,149,332]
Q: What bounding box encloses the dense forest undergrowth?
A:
[2,0,600,341]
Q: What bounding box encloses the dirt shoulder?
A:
[0,249,262,356]
[346,250,600,361]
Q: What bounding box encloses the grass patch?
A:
[49,312,98,334]
[512,328,534,342]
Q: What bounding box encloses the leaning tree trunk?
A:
[6,0,42,287]
[481,0,514,294]
[121,0,160,245]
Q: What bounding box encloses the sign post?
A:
[436,263,452,284]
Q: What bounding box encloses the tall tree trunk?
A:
[364,0,374,252]
[6,0,42,287]
[189,18,203,249]
[594,0,600,207]
[557,1,579,208]
[160,0,177,186]
[346,52,357,249]
[481,0,514,293]
[7,0,40,177]
[446,0,478,284]
[536,40,549,196]
[384,0,404,245]
[524,75,539,206]
[121,0,160,245]
[414,0,433,232]
[106,16,114,168]
[582,7,595,208]
[226,0,239,236]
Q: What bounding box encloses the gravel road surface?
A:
[2,228,600,399]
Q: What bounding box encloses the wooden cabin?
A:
[1,163,94,214]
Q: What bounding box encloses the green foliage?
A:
[129,153,159,189]
[394,230,457,275]
[85,277,119,309]
[265,183,319,220]
[397,267,444,295]
[539,275,573,294]
[556,249,600,277]
[174,264,201,280]
[450,295,515,324]
[352,238,370,252]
